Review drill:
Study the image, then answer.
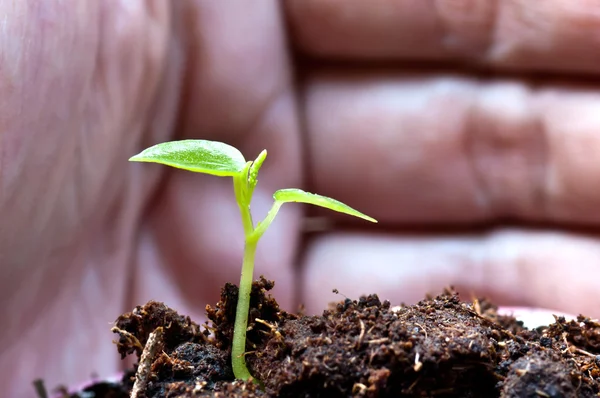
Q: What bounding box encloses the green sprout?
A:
[129,139,377,381]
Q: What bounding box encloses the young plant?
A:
[129,139,377,381]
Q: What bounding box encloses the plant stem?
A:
[231,237,258,380]
[230,177,286,380]
[252,201,283,241]
[231,174,257,380]
[234,175,254,236]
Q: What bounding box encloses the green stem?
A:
[230,178,284,381]
[231,237,258,380]
[231,174,257,380]
[252,201,283,241]
[234,175,254,236]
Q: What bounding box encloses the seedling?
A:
[129,139,377,381]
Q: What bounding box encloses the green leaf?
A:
[248,150,267,187]
[129,139,246,177]
[273,188,377,223]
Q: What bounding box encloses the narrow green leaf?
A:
[273,188,377,223]
[246,149,267,200]
[248,150,267,187]
[129,139,246,177]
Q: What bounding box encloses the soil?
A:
[60,276,600,397]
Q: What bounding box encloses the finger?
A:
[0,1,176,397]
[133,0,303,318]
[299,229,600,319]
[303,71,600,225]
[285,0,600,74]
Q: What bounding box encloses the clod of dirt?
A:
[499,350,585,397]
[205,276,288,352]
[61,371,134,398]
[112,300,209,360]
[66,279,600,397]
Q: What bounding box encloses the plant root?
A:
[111,326,144,356]
[130,327,164,398]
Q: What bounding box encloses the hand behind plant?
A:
[2,2,600,397]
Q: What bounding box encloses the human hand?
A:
[2,1,599,397]
[291,0,600,318]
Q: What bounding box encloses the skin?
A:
[1,0,600,396]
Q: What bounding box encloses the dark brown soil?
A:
[64,277,600,397]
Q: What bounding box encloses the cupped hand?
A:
[2,1,600,397]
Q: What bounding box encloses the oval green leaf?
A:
[273,188,377,223]
[129,139,246,177]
